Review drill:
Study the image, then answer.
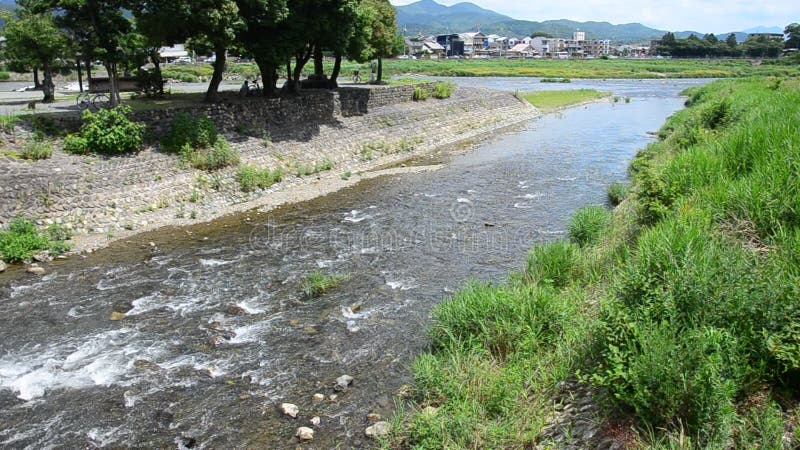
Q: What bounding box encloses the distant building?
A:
[459,32,488,56]
[507,43,538,58]
[159,44,189,63]
[573,31,586,41]
[436,34,465,57]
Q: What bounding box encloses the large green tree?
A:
[1,8,69,103]
[134,0,242,102]
[786,23,800,50]
[344,0,400,83]
[235,0,292,97]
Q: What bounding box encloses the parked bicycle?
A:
[76,92,110,111]
[352,70,361,83]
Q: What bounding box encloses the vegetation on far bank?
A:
[385,77,800,449]
[519,89,608,111]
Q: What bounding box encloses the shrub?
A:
[567,206,612,247]
[181,136,239,171]
[161,113,218,154]
[432,82,455,99]
[0,71,10,81]
[412,86,429,101]
[79,106,145,154]
[0,217,70,262]
[301,272,350,298]
[63,134,88,155]
[607,181,628,206]
[237,164,284,192]
[19,140,53,160]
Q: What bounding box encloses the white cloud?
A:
[391,0,800,33]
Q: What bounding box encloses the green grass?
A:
[301,272,350,298]
[295,159,334,177]
[237,164,284,192]
[519,89,608,111]
[19,140,53,160]
[0,218,71,262]
[391,77,800,449]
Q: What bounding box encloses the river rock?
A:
[33,251,52,262]
[226,305,248,316]
[280,403,299,418]
[310,416,320,426]
[133,359,161,371]
[296,427,314,441]
[110,311,126,321]
[312,393,325,404]
[26,264,45,275]
[367,413,381,422]
[335,375,353,390]
[365,421,389,438]
[0,261,6,272]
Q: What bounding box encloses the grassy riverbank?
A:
[519,89,609,111]
[385,77,800,449]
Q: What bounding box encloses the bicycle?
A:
[250,78,263,96]
[76,92,110,111]
[352,70,361,84]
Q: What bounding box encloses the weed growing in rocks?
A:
[237,165,284,192]
[295,159,334,177]
[432,82,456,99]
[301,272,350,298]
[19,140,53,160]
[412,87,429,101]
[0,218,71,263]
[607,181,628,206]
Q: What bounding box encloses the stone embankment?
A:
[0,84,539,253]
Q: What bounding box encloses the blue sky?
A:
[390,0,799,33]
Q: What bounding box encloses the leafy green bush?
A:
[0,71,10,80]
[237,164,284,192]
[161,113,218,154]
[180,137,239,171]
[301,272,350,298]
[0,218,71,262]
[412,86,429,101]
[63,134,88,155]
[607,181,628,206]
[432,82,455,99]
[19,140,53,160]
[79,106,145,154]
[567,205,611,247]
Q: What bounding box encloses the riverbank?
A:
[388,77,800,449]
[0,85,541,265]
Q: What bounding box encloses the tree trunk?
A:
[328,53,342,89]
[290,47,313,93]
[33,68,42,89]
[255,58,277,97]
[106,61,121,107]
[41,62,55,103]
[152,56,164,95]
[313,44,324,76]
[86,58,93,81]
[377,57,383,83]
[204,45,226,103]
[76,58,83,93]
[285,59,294,93]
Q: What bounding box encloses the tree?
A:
[1,9,69,103]
[352,0,400,83]
[530,31,553,38]
[786,23,800,49]
[134,0,242,102]
[235,0,292,97]
[704,33,718,44]
[725,33,738,48]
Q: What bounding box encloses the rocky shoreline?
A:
[0,86,540,264]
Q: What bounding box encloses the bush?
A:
[19,140,53,160]
[181,136,239,171]
[0,71,10,81]
[237,164,284,192]
[607,181,628,206]
[567,206,612,247]
[413,86,429,101]
[432,82,455,99]
[79,106,145,154]
[161,113,218,154]
[301,272,349,298]
[0,217,70,262]
[63,134,88,155]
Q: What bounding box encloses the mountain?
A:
[395,0,783,43]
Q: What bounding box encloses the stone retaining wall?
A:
[0,86,537,251]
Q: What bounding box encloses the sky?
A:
[389,0,799,33]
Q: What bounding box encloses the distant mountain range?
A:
[396,0,783,43]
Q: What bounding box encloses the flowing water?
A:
[0,79,708,448]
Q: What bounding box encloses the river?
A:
[0,78,708,448]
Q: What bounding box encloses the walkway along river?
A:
[0,79,707,448]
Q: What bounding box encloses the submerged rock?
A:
[226,305,249,316]
[312,393,325,404]
[365,421,389,438]
[26,264,45,275]
[110,311,127,321]
[310,416,320,426]
[335,375,353,390]
[280,403,299,418]
[296,426,314,441]
[133,359,161,371]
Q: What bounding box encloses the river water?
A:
[0,78,708,448]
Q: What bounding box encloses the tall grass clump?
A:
[412,86,429,101]
[162,113,238,170]
[567,205,611,247]
[19,140,53,160]
[237,164,283,192]
[301,272,350,298]
[607,181,628,206]
[432,81,455,99]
